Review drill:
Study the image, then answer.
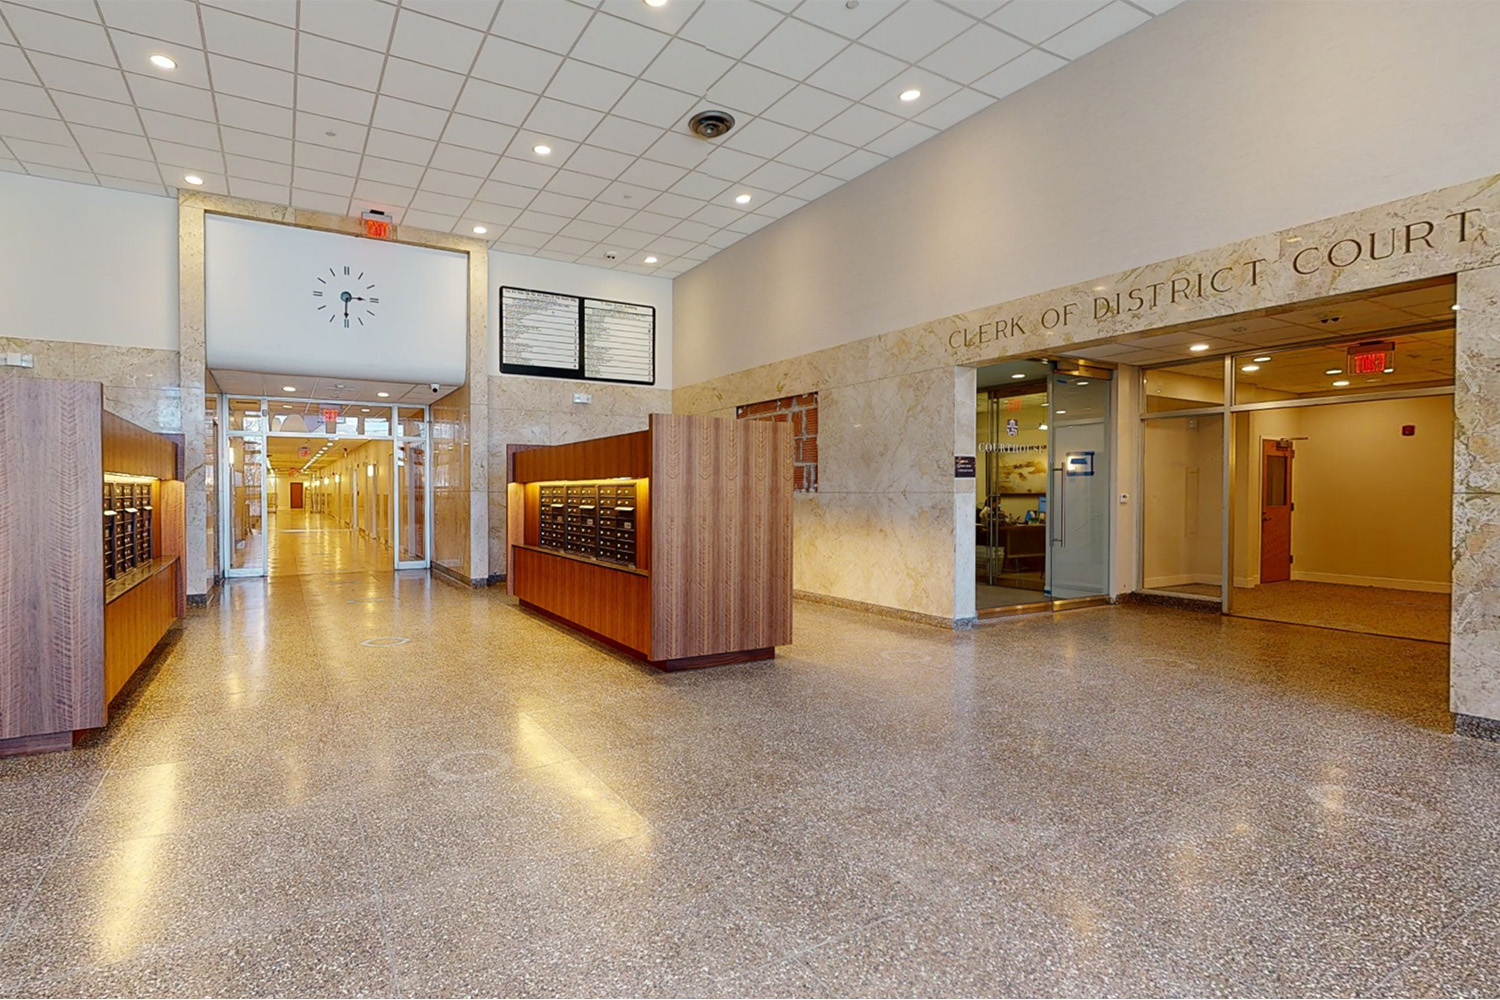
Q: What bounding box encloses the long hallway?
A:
[1,580,1494,997]
[265,508,391,577]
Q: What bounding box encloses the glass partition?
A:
[228,434,266,573]
[1141,414,1224,600]
[397,439,427,566]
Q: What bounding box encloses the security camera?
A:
[430,383,440,393]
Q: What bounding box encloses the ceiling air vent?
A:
[688,110,735,140]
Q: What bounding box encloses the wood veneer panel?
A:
[157,480,187,617]
[512,546,651,657]
[512,430,650,483]
[102,410,176,480]
[649,414,792,662]
[104,559,178,706]
[0,378,105,739]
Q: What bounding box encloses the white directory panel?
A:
[584,299,655,383]
[500,287,580,372]
[204,215,467,383]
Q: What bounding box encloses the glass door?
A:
[394,406,429,569]
[1046,367,1112,602]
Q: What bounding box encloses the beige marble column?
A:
[1452,265,1500,738]
[178,198,209,599]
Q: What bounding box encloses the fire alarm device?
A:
[1402,425,1416,436]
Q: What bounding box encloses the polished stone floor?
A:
[265,509,393,577]
[2,572,1497,997]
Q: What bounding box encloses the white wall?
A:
[0,173,178,350]
[488,249,672,388]
[672,0,1500,386]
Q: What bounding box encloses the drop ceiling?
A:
[0,0,1178,278]
[213,368,454,402]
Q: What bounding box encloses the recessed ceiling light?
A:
[1383,367,1395,373]
[1039,423,1049,431]
[282,385,296,392]
[149,54,176,70]
[1241,364,1260,372]
[644,0,668,6]
[735,193,751,204]
[532,143,552,156]
[899,88,921,102]
[472,225,487,234]
[1332,379,1350,387]
[1075,380,1089,386]
[361,407,370,412]
[1189,343,1210,352]
[282,404,292,409]
[1055,409,1067,415]
[643,255,658,264]
[183,174,204,185]
[1324,368,1343,375]
[1253,356,1272,363]
[377,391,390,397]
[1010,373,1025,379]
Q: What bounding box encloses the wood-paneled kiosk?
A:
[0,378,186,756]
[508,413,792,670]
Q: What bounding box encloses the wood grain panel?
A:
[0,378,105,740]
[104,558,178,706]
[512,546,651,657]
[649,414,792,662]
[512,430,650,483]
[158,479,187,617]
[102,410,177,479]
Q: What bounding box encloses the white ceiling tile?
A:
[151,139,222,172]
[761,193,808,218]
[703,226,747,247]
[199,7,295,71]
[721,117,803,159]
[293,165,354,197]
[228,176,289,202]
[26,164,99,185]
[946,0,1008,16]
[742,16,847,79]
[294,112,367,151]
[688,202,739,227]
[858,2,972,61]
[402,0,500,31]
[296,35,385,91]
[863,118,937,157]
[569,14,669,76]
[488,0,591,55]
[72,124,152,157]
[29,51,128,102]
[696,145,766,181]
[622,210,675,235]
[586,114,663,156]
[215,94,292,137]
[126,73,217,121]
[760,83,852,131]
[398,209,459,231]
[609,79,697,131]
[221,128,290,161]
[497,227,549,249]
[359,155,425,186]
[970,47,1065,99]
[300,78,377,125]
[872,67,960,112]
[515,208,571,233]
[529,190,590,217]
[679,1,783,58]
[560,217,614,242]
[986,0,1106,44]
[82,150,160,181]
[94,174,166,195]
[640,38,731,94]
[667,170,729,201]
[0,43,37,83]
[298,0,396,52]
[0,77,53,116]
[294,141,360,174]
[351,178,415,206]
[788,171,842,201]
[454,78,536,127]
[805,43,904,100]
[817,102,901,147]
[546,169,611,199]
[388,9,484,69]
[642,130,710,169]
[792,0,900,38]
[108,32,211,88]
[427,142,498,178]
[490,155,556,188]
[577,200,633,225]
[924,21,1029,84]
[522,97,603,142]
[914,86,995,130]
[544,59,633,113]
[470,35,564,92]
[140,108,219,147]
[597,179,656,207]
[440,114,514,153]
[476,178,536,207]
[599,0,702,34]
[661,222,711,246]
[544,234,594,255]
[49,93,139,133]
[362,128,432,162]
[467,201,520,227]
[409,189,469,214]
[98,0,201,47]
[1134,0,1183,13]
[643,191,703,218]
[207,54,293,107]
[728,207,781,230]
[11,138,84,166]
[617,157,686,190]
[372,95,448,139]
[2,4,115,64]
[224,152,290,183]
[505,128,577,164]
[1042,1,1150,59]
[379,57,467,110]
[558,142,633,179]
[201,0,296,29]
[741,159,812,193]
[777,133,855,172]
[419,166,482,198]
[705,63,796,116]
[823,146,885,180]
[3,0,99,24]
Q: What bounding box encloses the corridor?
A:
[266,508,391,577]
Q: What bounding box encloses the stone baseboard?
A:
[1118,590,1221,613]
[1454,713,1500,742]
[431,563,487,589]
[793,590,965,630]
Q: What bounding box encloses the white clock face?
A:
[311,264,381,330]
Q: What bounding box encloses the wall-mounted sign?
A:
[1065,451,1095,477]
[500,286,655,385]
[954,456,976,478]
[1347,340,1396,375]
[1005,417,1019,437]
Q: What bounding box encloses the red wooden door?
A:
[1260,439,1293,583]
[290,481,304,509]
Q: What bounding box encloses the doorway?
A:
[1259,439,1293,584]
[974,360,1113,616]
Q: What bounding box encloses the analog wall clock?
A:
[311,265,381,329]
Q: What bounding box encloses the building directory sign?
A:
[583,299,655,383]
[500,287,582,373]
[501,286,655,385]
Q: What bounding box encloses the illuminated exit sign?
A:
[361,209,392,239]
[1347,341,1396,375]
[322,407,341,431]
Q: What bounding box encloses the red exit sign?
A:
[361,209,393,239]
[1348,341,1396,375]
[322,407,341,430]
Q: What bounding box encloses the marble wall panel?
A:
[1455,266,1500,494]
[818,368,958,495]
[431,382,470,577]
[1451,492,1500,721]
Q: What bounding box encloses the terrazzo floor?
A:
[2,571,1497,997]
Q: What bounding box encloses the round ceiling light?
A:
[899,88,921,102]
[644,255,658,264]
[1332,379,1350,387]
[377,391,390,397]
[1189,343,1210,352]
[472,225,487,234]
[1010,373,1025,379]
[532,144,552,156]
[183,174,204,185]
[1253,355,1272,362]
[734,193,751,204]
[1324,368,1343,376]
[644,0,668,6]
[282,385,296,392]
[1241,364,1260,372]
[149,54,177,70]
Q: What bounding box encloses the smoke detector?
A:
[688,110,736,140]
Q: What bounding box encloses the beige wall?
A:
[1142,415,1223,589]
[673,1,1500,386]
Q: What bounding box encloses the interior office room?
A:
[3,0,1500,996]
